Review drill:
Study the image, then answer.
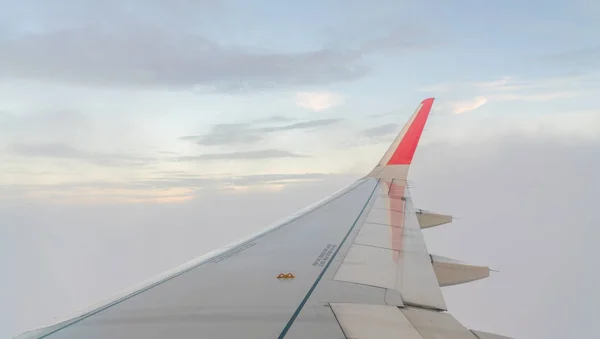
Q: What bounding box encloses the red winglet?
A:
[386,98,434,165]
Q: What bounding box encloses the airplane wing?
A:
[16,98,513,339]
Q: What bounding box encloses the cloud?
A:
[475,76,513,88]
[422,73,598,106]
[265,119,342,131]
[0,2,437,92]
[0,28,369,90]
[180,123,264,146]
[252,116,294,124]
[480,74,595,102]
[177,149,307,161]
[295,92,345,111]
[363,123,399,138]
[407,135,599,339]
[483,74,591,92]
[0,172,334,203]
[0,22,431,91]
[7,173,328,191]
[492,91,580,102]
[419,83,451,93]
[180,118,342,146]
[357,26,439,53]
[422,107,600,145]
[0,110,93,140]
[543,46,600,68]
[8,143,155,167]
[10,142,307,164]
[451,96,488,114]
[475,73,598,102]
[136,173,328,191]
[3,133,598,339]
[10,143,86,158]
[368,111,400,118]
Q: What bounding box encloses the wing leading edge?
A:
[15,98,512,339]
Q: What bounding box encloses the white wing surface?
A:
[16,98,512,339]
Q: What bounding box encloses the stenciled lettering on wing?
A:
[312,244,338,267]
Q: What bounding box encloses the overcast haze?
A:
[1,1,599,338]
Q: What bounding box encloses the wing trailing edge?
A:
[331,304,513,339]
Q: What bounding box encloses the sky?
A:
[1,0,599,338]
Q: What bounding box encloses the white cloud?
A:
[451,96,488,114]
[492,91,580,102]
[295,91,344,111]
[427,73,597,106]
[419,83,450,93]
[475,73,599,100]
[475,76,512,88]
[423,108,600,145]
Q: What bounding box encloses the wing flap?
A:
[333,244,399,291]
[330,304,514,339]
[397,188,446,309]
[365,207,405,227]
[401,307,479,339]
[333,181,446,310]
[330,303,422,339]
[471,330,514,339]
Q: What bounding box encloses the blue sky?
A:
[1,1,599,338]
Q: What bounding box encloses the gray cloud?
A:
[8,143,155,167]
[180,123,264,146]
[263,119,342,132]
[0,172,358,338]
[2,134,598,339]
[359,27,439,53]
[363,123,399,138]
[544,46,600,68]
[407,135,598,339]
[141,173,327,189]
[182,118,342,146]
[8,142,307,165]
[147,173,328,189]
[0,9,432,91]
[9,143,85,158]
[0,110,92,138]
[252,116,295,124]
[0,173,332,199]
[368,111,398,118]
[225,173,326,184]
[177,149,308,161]
[0,28,368,90]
